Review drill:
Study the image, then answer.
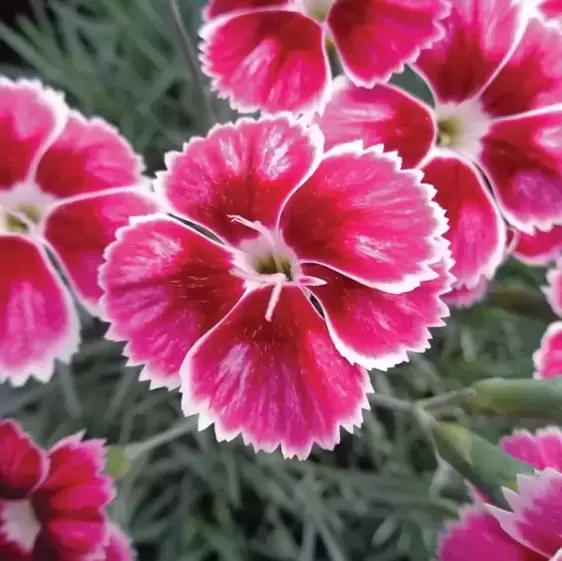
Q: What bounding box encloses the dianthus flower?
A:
[533,259,562,379]
[100,115,450,458]
[0,419,134,561]
[0,79,157,386]
[199,0,449,114]
[317,0,562,299]
[439,427,562,561]
[511,225,562,267]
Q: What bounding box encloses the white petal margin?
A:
[179,289,373,460]
[154,113,326,238]
[284,141,450,294]
[533,321,562,379]
[0,77,68,185]
[487,468,562,558]
[0,235,80,387]
[317,243,454,371]
[98,213,183,391]
[198,7,333,117]
[543,259,562,316]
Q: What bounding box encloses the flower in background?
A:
[533,259,562,379]
[317,0,562,302]
[100,115,450,458]
[0,78,158,386]
[0,419,134,561]
[511,226,562,267]
[199,0,449,114]
[439,427,562,561]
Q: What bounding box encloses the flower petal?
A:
[479,108,562,233]
[280,144,447,293]
[501,427,562,472]
[443,277,491,309]
[0,79,67,190]
[0,235,80,386]
[35,111,143,201]
[0,420,47,500]
[43,189,159,314]
[513,225,562,266]
[317,78,435,168]
[327,0,448,87]
[481,18,562,118]
[157,116,322,246]
[422,153,506,287]
[539,0,562,24]
[534,322,562,380]
[98,525,134,561]
[438,506,543,561]
[181,286,370,459]
[32,436,114,560]
[489,469,562,558]
[0,525,31,561]
[200,9,329,114]
[544,260,562,316]
[413,0,522,103]
[204,0,292,19]
[303,261,452,370]
[100,216,244,390]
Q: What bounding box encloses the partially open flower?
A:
[0,419,134,561]
[0,78,158,386]
[199,0,449,114]
[100,115,450,458]
[317,0,562,298]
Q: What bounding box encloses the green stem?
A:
[163,0,216,129]
[369,393,414,414]
[487,284,557,322]
[125,417,198,460]
[419,388,475,412]
[58,363,82,419]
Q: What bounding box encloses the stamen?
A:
[265,273,287,322]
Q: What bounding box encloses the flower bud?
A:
[415,410,533,508]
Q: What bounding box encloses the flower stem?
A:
[487,284,557,323]
[163,0,216,130]
[125,417,198,460]
[370,393,415,414]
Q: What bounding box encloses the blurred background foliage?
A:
[0,1,555,560]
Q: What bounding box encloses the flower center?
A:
[434,100,492,159]
[1,499,41,553]
[301,0,334,22]
[3,205,42,234]
[230,216,325,321]
[436,116,462,149]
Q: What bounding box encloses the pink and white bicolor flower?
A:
[199,0,449,115]
[317,0,562,301]
[531,259,562,379]
[0,78,158,386]
[99,114,451,458]
[0,419,134,561]
[512,225,562,267]
[439,427,562,561]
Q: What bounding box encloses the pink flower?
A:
[512,226,562,266]
[199,0,449,114]
[0,78,158,386]
[439,428,562,561]
[530,259,562,379]
[100,115,450,458]
[0,419,134,561]
[537,0,562,25]
[317,0,562,297]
